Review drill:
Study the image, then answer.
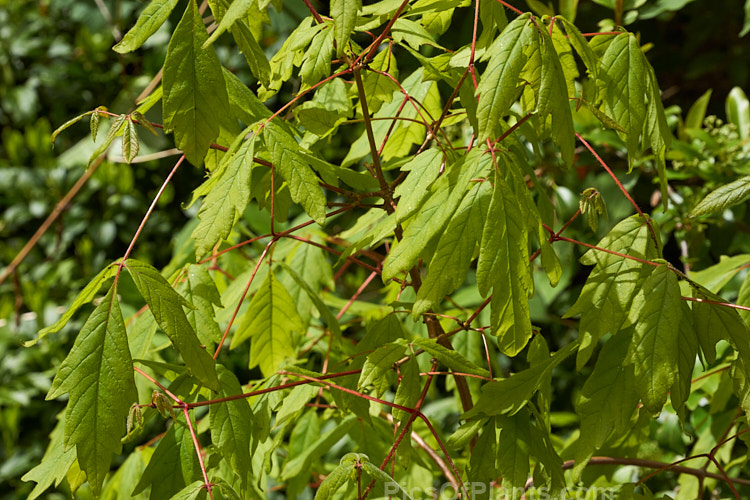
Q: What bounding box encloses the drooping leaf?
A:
[27,263,117,346]
[692,286,750,366]
[393,148,443,223]
[539,27,575,167]
[280,416,357,480]
[496,412,531,500]
[558,17,597,78]
[383,148,489,281]
[163,0,231,166]
[564,215,660,369]
[263,121,326,224]
[315,454,354,499]
[670,301,698,414]
[191,133,255,259]
[122,118,139,163]
[477,168,533,356]
[407,338,490,378]
[278,261,340,337]
[300,26,334,88]
[574,329,638,468]
[726,86,750,139]
[597,33,647,169]
[413,181,490,316]
[626,264,682,413]
[464,341,578,418]
[360,48,400,114]
[688,254,750,293]
[22,412,77,500]
[331,0,361,56]
[358,342,406,397]
[51,111,93,146]
[180,264,223,347]
[476,14,533,140]
[46,286,137,496]
[132,420,201,498]
[230,273,304,377]
[125,259,219,391]
[210,365,254,491]
[689,176,750,218]
[114,0,180,53]
[392,357,421,422]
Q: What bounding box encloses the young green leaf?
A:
[122,118,139,163]
[46,286,137,496]
[114,0,180,53]
[21,413,77,500]
[89,113,127,164]
[131,110,159,136]
[210,365,254,492]
[191,133,255,259]
[626,264,682,414]
[230,273,304,377]
[574,329,638,468]
[263,121,326,224]
[315,455,354,499]
[726,86,750,139]
[564,215,660,369]
[27,263,116,346]
[163,0,231,166]
[598,33,647,169]
[476,14,533,140]
[358,342,405,397]
[331,0,361,56]
[300,25,334,88]
[413,181,490,317]
[361,459,415,500]
[688,175,750,218]
[125,259,219,391]
[51,111,93,146]
[408,338,490,378]
[496,412,531,500]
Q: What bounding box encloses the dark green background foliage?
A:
[3,0,750,499]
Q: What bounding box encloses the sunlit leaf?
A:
[125,259,219,391]
[46,286,137,496]
[230,273,303,377]
[163,0,230,166]
[114,0,179,53]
